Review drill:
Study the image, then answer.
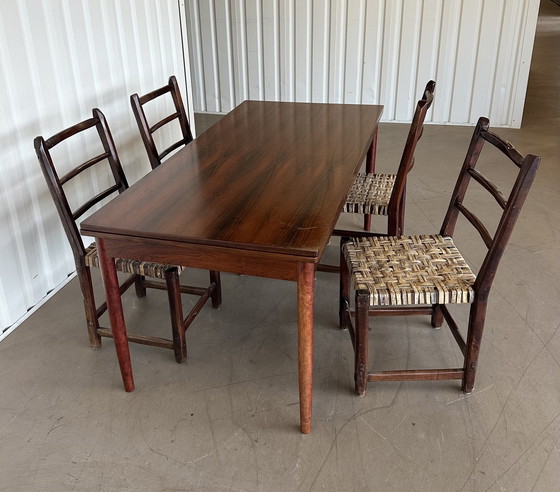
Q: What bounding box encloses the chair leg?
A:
[397,186,406,236]
[77,264,102,349]
[363,213,372,232]
[210,270,222,308]
[355,290,370,396]
[388,190,406,236]
[363,129,377,233]
[462,300,487,393]
[339,239,351,331]
[134,275,147,298]
[164,267,187,363]
[431,305,444,328]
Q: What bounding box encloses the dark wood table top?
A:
[80,99,383,433]
[81,100,384,265]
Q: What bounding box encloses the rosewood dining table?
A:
[81,100,383,433]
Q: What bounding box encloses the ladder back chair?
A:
[338,80,436,236]
[339,117,540,396]
[34,108,221,363]
[130,75,193,170]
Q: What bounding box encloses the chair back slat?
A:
[151,112,180,133]
[60,152,110,185]
[455,203,493,248]
[137,84,171,104]
[482,130,526,167]
[159,139,189,161]
[44,117,98,147]
[72,184,122,221]
[468,168,507,209]
[130,75,193,169]
[440,117,540,298]
[34,108,128,262]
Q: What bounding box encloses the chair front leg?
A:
[462,299,488,393]
[431,305,444,328]
[164,267,187,363]
[355,290,370,396]
[339,239,352,331]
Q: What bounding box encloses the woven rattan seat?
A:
[343,173,396,216]
[85,243,185,279]
[343,234,475,306]
[339,117,540,397]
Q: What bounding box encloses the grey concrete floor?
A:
[2,2,560,491]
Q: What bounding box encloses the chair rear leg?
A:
[164,267,187,363]
[77,264,102,349]
[210,271,222,308]
[397,188,406,235]
[462,300,487,393]
[355,290,370,396]
[388,191,406,236]
[362,129,377,232]
[134,275,147,298]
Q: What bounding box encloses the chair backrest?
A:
[387,80,436,224]
[34,108,128,264]
[440,116,540,299]
[130,75,193,170]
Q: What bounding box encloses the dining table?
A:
[81,100,383,433]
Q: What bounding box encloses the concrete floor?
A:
[2,2,560,491]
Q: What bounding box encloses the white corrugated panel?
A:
[0,0,191,336]
[184,0,540,127]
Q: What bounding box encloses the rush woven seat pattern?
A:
[85,243,185,279]
[343,173,395,216]
[343,234,476,306]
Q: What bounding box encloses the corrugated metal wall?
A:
[0,0,541,337]
[0,0,190,336]
[185,0,540,127]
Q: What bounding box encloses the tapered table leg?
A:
[365,128,377,174]
[97,238,134,392]
[297,262,315,434]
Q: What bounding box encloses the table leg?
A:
[97,238,135,392]
[297,262,315,434]
[365,128,377,174]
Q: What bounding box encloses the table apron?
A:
[98,235,317,282]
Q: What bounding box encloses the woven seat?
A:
[85,243,185,279]
[344,234,475,306]
[343,173,396,216]
[337,80,435,236]
[339,117,540,397]
[35,108,221,363]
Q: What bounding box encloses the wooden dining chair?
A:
[339,117,540,396]
[34,108,221,363]
[130,75,193,170]
[337,80,436,236]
